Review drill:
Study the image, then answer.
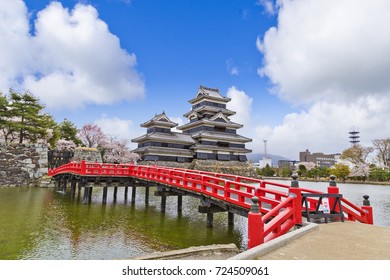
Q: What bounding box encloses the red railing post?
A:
[248,196,264,249]
[289,173,302,225]
[362,195,374,225]
[80,160,86,175]
[327,175,339,212]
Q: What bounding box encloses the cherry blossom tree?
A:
[56,139,77,151]
[103,138,139,164]
[77,123,107,148]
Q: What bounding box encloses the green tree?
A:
[280,166,292,177]
[259,164,276,177]
[332,163,350,182]
[44,114,61,148]
[340,144,374,165]
[58,118,82,146]
[0,93,8,134]
[369,166,390,182]
[306,166,330,179]
[7,90,53,144]
[297,164,307,177]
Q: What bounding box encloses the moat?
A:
[1,180,389,260]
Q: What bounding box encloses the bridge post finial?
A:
[290,173,299,188]
[248,196,263,248]
[329,175,337,186]
[250,196,259,213]
[363,195,370,206]
[361,195,373,224]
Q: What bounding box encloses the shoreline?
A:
[261,176,390,186]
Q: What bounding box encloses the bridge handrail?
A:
[48,161,373,247]
[262,196,296,242]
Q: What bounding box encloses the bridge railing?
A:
[48,162,374,249]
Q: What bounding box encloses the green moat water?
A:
[0,186,248,260]
[1,181,389,260]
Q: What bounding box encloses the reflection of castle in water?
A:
[132,85,252,162]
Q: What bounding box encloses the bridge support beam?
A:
[62,177,68,193]
[131,186,136,204]
[177,195,183,213]
[113,186,118,202]
[145,187,150,204]
[70,179,77,198]
[199,199,227,228]
[228,212,234,226]
[83,184,93,203]
[124,187,128,201]
[155,186,186,213]
[207,213,213,228]
[103,186,108,204]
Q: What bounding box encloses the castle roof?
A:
[141,112,178,128]
[191,131,252,143]
[183,105,236,118]
[188,85,231,104]
[131,132,195,144]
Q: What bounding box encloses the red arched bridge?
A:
[48,161,374,249]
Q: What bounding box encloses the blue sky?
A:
[2,0,390,160]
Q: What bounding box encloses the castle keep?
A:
[132,85,252,162]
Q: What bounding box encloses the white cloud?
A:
[258,0,390,104]
[94,115,140,148]
[253,0,390,160]
[254,96,390,160]
[0,1,144,109]
[256,0,278,15]
[226,86,253,128]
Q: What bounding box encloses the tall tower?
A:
[263,140,268,158]
[349,127,360,146]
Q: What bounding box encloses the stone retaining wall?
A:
[0,143,48,187]
[139,159,261,179]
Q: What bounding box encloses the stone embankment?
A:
[139,159,261,179]
[0,143,48,187]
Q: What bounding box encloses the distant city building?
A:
[278,160,298,169]
[299,149,337,167]
[132,85,252,162]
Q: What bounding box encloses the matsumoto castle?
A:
[132,85,252,162]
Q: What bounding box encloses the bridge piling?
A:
[70,179,76,198]
[62,177,68,193]
[131,186,136,204]
[177,195,183,213]
[161,195,167,213]
[124,186,128,200]
[145,187,150,204]
[228,212,234,226]
[207,213,213,228]
[102,186,108,204]
[113,187,118,202]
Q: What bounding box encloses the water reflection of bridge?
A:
[49,161,373,249]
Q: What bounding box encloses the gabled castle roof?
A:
[141,111,178,128]
[189,85,231,104]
